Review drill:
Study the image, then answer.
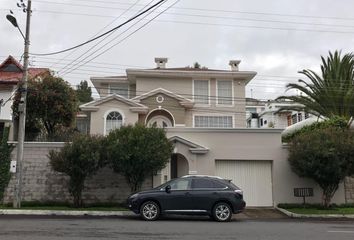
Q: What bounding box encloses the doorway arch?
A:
[146,108,175,127]
[170,153,189,179]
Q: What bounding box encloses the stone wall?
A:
[3,142,152,204]
[345,177,354,204]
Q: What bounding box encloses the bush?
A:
[287,127,354,207]
[106,124,173,192]
[48,134,106,207]
[0,127,14,202]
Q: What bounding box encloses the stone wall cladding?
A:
[3,142,152,204]
[345,177,354,204]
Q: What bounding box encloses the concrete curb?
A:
[276,207,354,219]
[0,209,135,217]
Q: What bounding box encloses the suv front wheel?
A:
[140,201,160,221]
[212,202,232,222]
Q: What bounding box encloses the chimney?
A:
[155,57,168,69]
[229,60,241,71]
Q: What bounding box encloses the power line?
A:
[48,0,143,70]
[32,1,354,29]
[29,0,167,56]
[60,0,181,77]
[34,0,354,21]
[56,0,146,73]
[59,0,159,75]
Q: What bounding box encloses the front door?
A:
[159,178,194,212]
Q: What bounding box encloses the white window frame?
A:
[192,79,210,106]
[109,83,130,98]
[192,114,234,128]
[103,109,125,135]
[216,80,234,107]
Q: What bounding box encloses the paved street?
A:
[0,215,354,240]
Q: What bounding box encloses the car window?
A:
[212,180,227,189]
[169,179,191,190]
[192,178,223,189]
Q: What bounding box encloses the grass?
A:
[278,203,354,215]
[0,202,129,211]
[284,208,354,215]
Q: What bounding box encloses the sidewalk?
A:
[0,209,134,217]
[4,208,353,219]
[0,208,287,219]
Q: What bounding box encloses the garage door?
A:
[215,160,273,207]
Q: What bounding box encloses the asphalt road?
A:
[0,215,354,240]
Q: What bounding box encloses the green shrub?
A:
[0,127,14,202]
[48,134,106,207]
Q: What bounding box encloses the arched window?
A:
[106,111,123,135]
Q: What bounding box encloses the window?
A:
[246,107,257,113]
[170,179,191,190]
[106,111,123,135]
[260,118,263,127]
[305,112,309,119]
[193,80,209,104]
[217,80,232,105]
[194,116,233,128]
[291,114,297,124]
[192,179,225,189]
[109,83,129,98]
[298,113,302,122]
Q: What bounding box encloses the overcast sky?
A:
[1,0,354,99]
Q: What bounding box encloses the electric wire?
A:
[29,0,166,56]
[49,0,143,70]
[58,0,158,75]
[60,0,181,77]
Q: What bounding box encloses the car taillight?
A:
[234,189,243,199]
[234,189,243,195]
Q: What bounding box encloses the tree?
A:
[48,134,105,207]
[277,51,354,121]
[13,74,78,139]
[106,124,173,192]
[76,80,93,103]
[287,126,354,207]
[0,127,14,202]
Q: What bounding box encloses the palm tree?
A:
[277,51,354,122]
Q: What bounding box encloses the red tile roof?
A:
[0,55,49,84]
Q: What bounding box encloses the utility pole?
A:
[13,0,32,208]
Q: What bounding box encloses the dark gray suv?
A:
[127,175,245,222]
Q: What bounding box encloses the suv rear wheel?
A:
[212,202,232,222]
[140,201,160,221]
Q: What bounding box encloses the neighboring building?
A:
[79,58,347,207]
[0,55,49,139]
[245,98,266,128]
[247,100,315,129]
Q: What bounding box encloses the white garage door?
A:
[215,160,273,207]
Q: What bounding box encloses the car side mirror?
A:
[165,185,171,193]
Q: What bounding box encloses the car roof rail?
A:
[181,175,224,179]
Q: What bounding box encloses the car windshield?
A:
[154,179,175,189]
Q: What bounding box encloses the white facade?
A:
[0,86,16,122]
